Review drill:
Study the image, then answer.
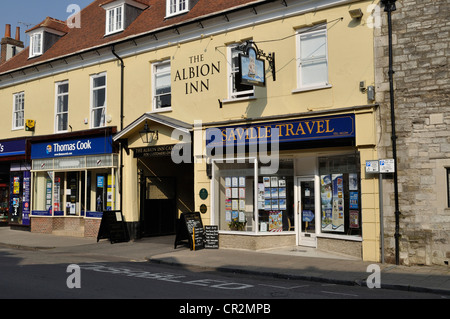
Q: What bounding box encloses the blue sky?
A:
[0,0,93,47]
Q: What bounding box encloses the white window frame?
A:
[12,92,25,130]
[106,5,124,35]
[90,73,107,128]
[55,81,69,133]
[151,60,172,112]
[227,43,254,100]
[29,32,43,58]
[166,0,189,17]
[295,24,330,91]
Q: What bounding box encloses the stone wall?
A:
[375,0,450,265]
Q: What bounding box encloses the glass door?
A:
[296,177,317,247]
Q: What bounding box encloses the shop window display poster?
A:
[331,174,344,232]
[269,211,283,232]
[320,175,332,231]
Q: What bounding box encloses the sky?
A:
[0,0,93,47]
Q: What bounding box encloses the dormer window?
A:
[26,17,69,59]
[166,0,189,17]
[101,0,148,36]
[106,5,124,35]
[29,32,43,58]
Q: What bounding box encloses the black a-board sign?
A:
[204,225,219,249]
[174,212,204,250]
[97,210,130,244]
[174,212,220,251]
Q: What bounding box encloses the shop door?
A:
[141,177,177,237]
[296,177,317,248]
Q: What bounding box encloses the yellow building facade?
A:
[0,0,381,261]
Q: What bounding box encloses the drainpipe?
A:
[111,45,125,217]
[381,0,400,265]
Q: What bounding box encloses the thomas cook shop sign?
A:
[206,114,355,148]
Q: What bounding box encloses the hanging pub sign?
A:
[239,46,266,87]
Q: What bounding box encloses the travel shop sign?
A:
[31,136,113,159]
[206,114,355,147]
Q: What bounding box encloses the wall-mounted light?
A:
[349,8,364,19]
[139,121,159,144]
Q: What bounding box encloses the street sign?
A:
[379,159,395,173]
[365,160,379,173]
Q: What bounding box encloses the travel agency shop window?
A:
[207,114,359,238]
[30,136,118,218]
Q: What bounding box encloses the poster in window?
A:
[271,188,278,198]
[264,199,271,210]
[232,177,238,187]
[225,211,231,222]
[231,188,238,199]
[271,199,279,210]
[225,188,232,198]
[270,177,278,187]
[279,198,287,210]
[225,199,231,211]
[231,211,239,221]
[232,200,238,210]
[263,177,270,188]
[239,188,245,199]
[349,173,358,191]
[349,210,359,228]
[239,199,245,210]
[350,192,358,209]
[320,175,332,231]
[225,177,231,188]
[278,187,286,198]
[269,211,283,232]
[331,174,344,232]
[239,177,246,187]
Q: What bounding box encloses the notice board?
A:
[97,210,129,244]
[204,225,219,249]
[174,212,204,250]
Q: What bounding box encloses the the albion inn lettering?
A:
[174,54,221,94]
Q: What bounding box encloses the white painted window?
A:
[55,81,69,133]
[228,44,254,99]
[166,0,189,17]
[91,73,107,128]
[106,5,124,35]
[12,92,25,130]
[152,60,172,110]
[29,32,43,58]
[297,25,329,89]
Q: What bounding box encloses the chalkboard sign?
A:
[204,225,219,249]
[97,211,129,244]
[174,212,204,250]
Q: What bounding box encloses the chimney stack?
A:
[15,27,20,41]
[5,24,11,38]
[1,24,24,64]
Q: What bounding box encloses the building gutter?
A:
[111,45,125,214]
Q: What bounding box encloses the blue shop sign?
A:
[0,139,26,157]
[31,136,113,159]
[206,114,355,148]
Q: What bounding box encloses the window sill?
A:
[150,107,173,114]
[165,10,189,19]
[292,84,332,94]
[11,127,24,131]
[221,96,256,104]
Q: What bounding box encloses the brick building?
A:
[375,0,450,265]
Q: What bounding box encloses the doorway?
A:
[296,176,317,247]
[141,176,177,237]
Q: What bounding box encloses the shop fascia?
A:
[169,114,355,173]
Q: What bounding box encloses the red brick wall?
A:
[85,219,101,238]
[30,217,53,234]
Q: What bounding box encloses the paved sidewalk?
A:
[0,227,449,296]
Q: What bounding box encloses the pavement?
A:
[0,227,449,296]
